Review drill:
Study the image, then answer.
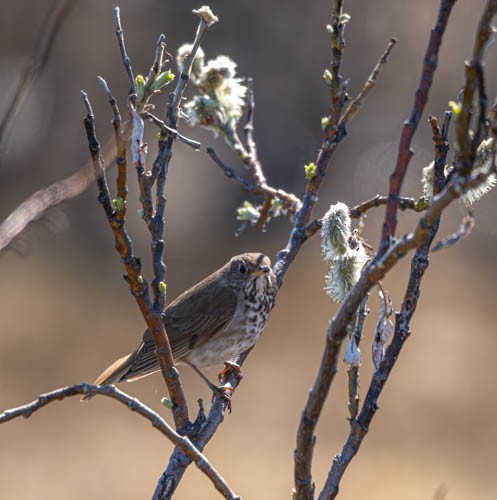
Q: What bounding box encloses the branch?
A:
[274,16,395,289]
[338,37,397,129]
[81,91,189,430]
[154,349,252,500]
[142,111,201,150]
[0,0,76,150]
[296,151,491,500]
[114,7,136,105]
[432,211,475,252]
[454,0,497,173]
[318,111,452,499]
[0,384,240,500]
[380,0,457,250]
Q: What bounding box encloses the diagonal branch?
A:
[380,0,457,251]
[318,112,452,499]
[0,384,240,500]
[0,0,77,150]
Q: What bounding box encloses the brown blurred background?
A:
[1,0,497,498]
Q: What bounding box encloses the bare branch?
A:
[432,211,475,251]
[114,7,136,105]
[455,0,497,173]
[380,0,457,250]
[338,37,397,129]
[0,384,240,500]
[0,0,76,149]
[142,111,201,150]
[81,90,190,430]
[319,110,454,499]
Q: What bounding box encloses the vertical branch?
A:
[82,89,190,430]
[454,0,497,173]
[114,7,136,106]
[346,294,368,420]
[97,76,129,221]
[318,114,452,499]
[380,0,456,251]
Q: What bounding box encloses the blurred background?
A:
[1,0,497,498]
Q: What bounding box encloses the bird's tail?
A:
[80,352,133,402]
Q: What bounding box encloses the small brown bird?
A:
[82,253,276,400]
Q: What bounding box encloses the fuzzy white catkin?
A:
[176,44,205,80]
[325,244,368,303]
[461,138,497,206]
[421,139,497,207]
[320,202,351,262]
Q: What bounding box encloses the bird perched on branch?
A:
[82,253,276,401]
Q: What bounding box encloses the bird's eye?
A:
[239,263,247,274]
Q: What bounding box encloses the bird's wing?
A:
[165,273,238,357]
[121,273,237,381]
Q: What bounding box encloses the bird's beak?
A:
[254,265,271,276]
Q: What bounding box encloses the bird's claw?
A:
[218,361,243,384]
[212,383,235,413]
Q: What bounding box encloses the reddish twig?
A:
[0,384,240,500]
[380,0,457,251]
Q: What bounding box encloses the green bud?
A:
[112,196,125,212]
[159,281,167,294]
[152,69,175,90]
[338,13,351,24]
[321,116,330,130]
[161,397,174,410]
[291,488,297,500]
[236,201,260,223]
[326,24,333,34]
[323,69,333,86]
[305,162,317,181]
[137,275,144,284]
[448,100,462,115]
[135,74,145,99]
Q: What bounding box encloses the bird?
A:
[82,253,277,401]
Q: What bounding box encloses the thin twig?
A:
[432,211,475,251]
[318,110,453,499]
[149,11,213,315]
[142,111,201,150]
[0,0,76,150]
[297,158,490,500]
[114,7,136,106]
[243,78,258,160]
[380,0,457,251]
[338,38,397,130]
[346,294,368,420]
[81,91,190,430]
[207,147,300,207]
[0,384,240,500]
[454,0,497,174]
[98,76,129,225]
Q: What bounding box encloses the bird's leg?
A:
[185,361,235,410]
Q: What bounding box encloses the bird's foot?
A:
[212,383,235,413]
[218,361,243,384]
